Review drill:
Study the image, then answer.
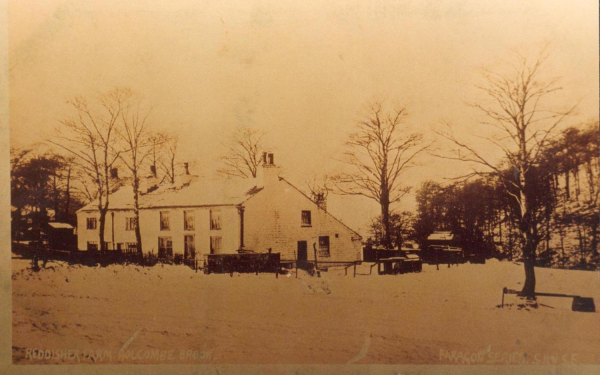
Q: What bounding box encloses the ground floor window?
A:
[158,237,173,258]
[318,236,330,257]
[184,235,195,259]
[87,241,98,251]
[210,236,222,254]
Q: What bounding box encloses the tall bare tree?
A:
[50,88,131,251]
[117,92,155,255]
[217,126,265,179]
[333,102,429,247]
[160,135,179,184]
[147,132,169,182]
[435,49,576,297]
[305,174,331,210]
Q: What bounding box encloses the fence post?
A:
[354,262,356,277]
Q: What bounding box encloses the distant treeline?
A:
[11,148,84,241]
[413,123,599,270]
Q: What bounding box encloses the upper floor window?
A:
[125,217,137,231]
[210,210,221,230]
[301,211,312,227]
[184,210,195,231]
[160,211,170,231]
[86,217,97,230]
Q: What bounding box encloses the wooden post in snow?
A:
[294,250,298,278]
[313,243,320,277]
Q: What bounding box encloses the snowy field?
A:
[11,255,600,365]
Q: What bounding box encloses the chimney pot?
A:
[184,162,190,175]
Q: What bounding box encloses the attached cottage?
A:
[76,154,362,262]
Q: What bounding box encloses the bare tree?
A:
[304,174,332,211]
[50,88,131,252]
[147,132,169,182]
[333,102,429,247]
[217,126,265,179]
[435,49,576,297]
[159,135,179,184]
[117,92,155,255]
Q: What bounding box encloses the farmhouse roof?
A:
[77,178,263,212]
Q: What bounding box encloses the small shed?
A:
[46,222,77,250]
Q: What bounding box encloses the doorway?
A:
[297,241,308,269]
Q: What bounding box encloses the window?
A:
[125,217,137,231]
[184,235,195,259]
[301,211,312,226]
[184,210,195,231]
[158,237,173,258]
[87,241,98,251]
[126,242,138,252]
[318,236,330,257]
[160,211,170,231]
[86,217,97,230]
[210,210,221,230]
[210,236,222,254]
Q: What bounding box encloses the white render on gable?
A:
[76,161,362,261]
[243,176,362,261]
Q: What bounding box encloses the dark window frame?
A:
[158,236,173,258]
[210,236,222,254]
[86,217,97,230]
[210,210,221,230]
[318,236,330,257]
[160,211,170,231]
[184,210,195,231]
[125,217,137,231]
[301,210,312,227]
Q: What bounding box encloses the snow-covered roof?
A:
[48,222,74,229]
[427,231,454,241]
[77,177,263,212]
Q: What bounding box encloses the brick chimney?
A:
[179,162,197,187]
[110,167,119,179]
[141,166,159,194]
[259,152,280,188]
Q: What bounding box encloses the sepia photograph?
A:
[3,0,599,373]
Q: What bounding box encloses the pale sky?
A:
[8,0,599,235]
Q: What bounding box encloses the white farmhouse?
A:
[76,154,362,262]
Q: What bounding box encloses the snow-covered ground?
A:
[11,255,600,364]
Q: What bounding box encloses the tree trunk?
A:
[519,170,537,298]
[133,173,143,257]
[64,166,72,223]
[522,246,537,298]
[381,193,392,248]
[99,209,107,252]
